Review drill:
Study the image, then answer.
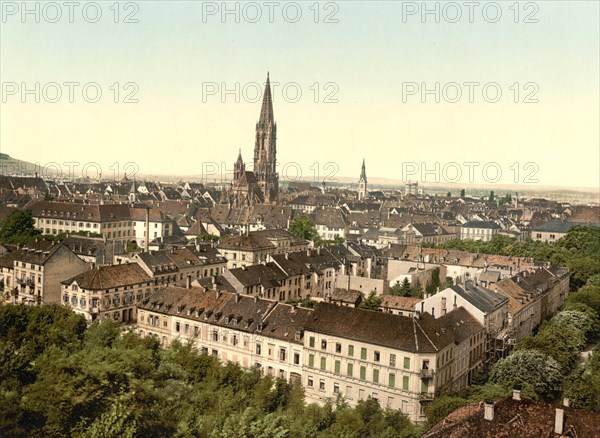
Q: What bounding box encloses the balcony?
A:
[420,369,435,379]
[419,392,435,401]
[25,278,35,287]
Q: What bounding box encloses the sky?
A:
[1,1,599,189]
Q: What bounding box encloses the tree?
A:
[0,209,40,245]
[358,291,382,310]
[499,193,512,205]
[289,216,318,241]
[446,192,451,197]
[489,191,495,201]
[399,278,412,296]
[410,279,424,298]
[460,189,465,198]
[198,234,220,242]
[489,350,562,400]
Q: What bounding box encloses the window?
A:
[293,352,300,365]
[319,380,325,391]
[308,354,315,368]
[361,347,367,360]
[321,339,327,350]
[212,330,218,341]
[309,336,315,348]
[334,360,341,374]
[335,343,342,353]
[403,357,410,369]
[402,376,409,391]
[279,348,286,361]
[389,373,396,388]
[374,351,380,362]
[256,343,262,355]
[175,322,181,333]
[320,357,326,370]
[307,376,313,387]
[347,363,353,377]
[333,383,339,394]
[360,366,366,380]
[390,354,396,368]
[348,345,354,357]
[373,369,379,383]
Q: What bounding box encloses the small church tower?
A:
[129,178,138,203]
[358,159,368,200]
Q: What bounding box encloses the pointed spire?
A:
[258,72,274,126]
[236,148,243,162]
[360,159,367,181]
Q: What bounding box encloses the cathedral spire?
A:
[258,72,274,126]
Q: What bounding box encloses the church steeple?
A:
[360,159,367,183]
[258,72,274,127]
[234,149,245,181]
[358,159,367,201]
[253,72,278,203]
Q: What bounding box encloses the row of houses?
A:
[135,285,486,423]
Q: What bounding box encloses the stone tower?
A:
[253,73,279,203]
[358,159,367,200]
[234,149,245,181]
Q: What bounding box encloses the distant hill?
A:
[0,153,52,176]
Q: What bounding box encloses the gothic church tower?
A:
[253,73,279,203]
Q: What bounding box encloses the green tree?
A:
[489,350,562,400]
[359,291,382,310]
[399,278,412,296]
[460,189,465,198]
[410,279,424,298]
[446,192,451,197]
[0,209,40,245]
[289,216,318,241]
[198,234,221,242]
[489,191,495,201]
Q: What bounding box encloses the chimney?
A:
[563,398,570,407]
[306,249,311,257]
[145,207,150,252]
[483,400,495,421]
[285,252,289,260]
[186,275,192,289]
[512,386,521,401]
[215,289,221,298]
[554,408,564,435]
[235,293,240,302]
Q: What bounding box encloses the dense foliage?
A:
[289,215,319,242]
[424,275,600,426]
[0,305,421,437]
[0,210,40,245]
